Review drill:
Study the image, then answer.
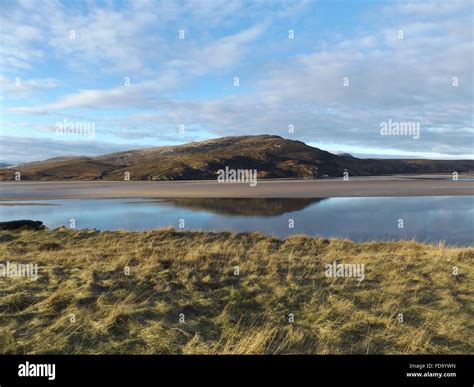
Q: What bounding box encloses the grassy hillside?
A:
[0,227,472,354]
[1,135,473,180]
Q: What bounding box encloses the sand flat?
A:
[0,176,473,200]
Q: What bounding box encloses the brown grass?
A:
[0,228,472,354]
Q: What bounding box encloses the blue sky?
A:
[0,0,473,163]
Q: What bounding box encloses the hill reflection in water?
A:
[163,198,326,216]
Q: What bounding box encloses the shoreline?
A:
[1,176,473,200]
[2,222,473,247]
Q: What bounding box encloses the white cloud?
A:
[183,23,267,75]
[0,76,59,94]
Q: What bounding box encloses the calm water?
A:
[1,197,473,245]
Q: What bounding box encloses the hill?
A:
[0,135,473,180]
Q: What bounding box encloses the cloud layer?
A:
[1,0,472,162]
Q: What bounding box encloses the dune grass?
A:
[0,227,472,354]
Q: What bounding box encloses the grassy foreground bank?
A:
[0,228,472,354]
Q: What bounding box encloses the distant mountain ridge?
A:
[1,135,473,181]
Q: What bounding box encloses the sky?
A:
[0,0,473,164]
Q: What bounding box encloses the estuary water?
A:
[0,196,472,245]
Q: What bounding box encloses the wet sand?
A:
[0,176,473,200]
